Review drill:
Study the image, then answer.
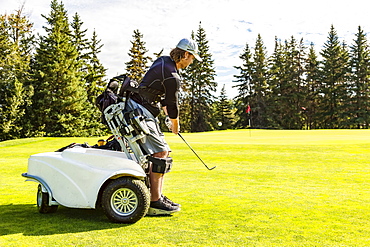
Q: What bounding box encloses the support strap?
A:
[148,156,172,174]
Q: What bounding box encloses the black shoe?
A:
[147,197,180,216]
[162,195,181,207]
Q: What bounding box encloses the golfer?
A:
[126,38,202,215]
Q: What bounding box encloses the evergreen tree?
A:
[296,38,307,129]
[86,30,107,102]
[71,13,107,134]
[250,34,269,128]
[71,13,89,64]
[267,37,285,128]
[125,29,151,83]
[266,36,306,129]
[233,42,254,128]
[281,37,306,129]
[215,84,233,130]
[181,23,217,132]
[319,25,350,128]
[71,13,100,134]
[337,41,351,127]
[85,30,108,134]
[304,43,321,129]
[349,26,370,128]
[29,0,90,136]
[0,7,34,140]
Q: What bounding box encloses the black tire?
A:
[37,184,58,214]
[101,177,150,223]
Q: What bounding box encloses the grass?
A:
[0,129,370,246]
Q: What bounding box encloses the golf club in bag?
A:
[178,133,216,170]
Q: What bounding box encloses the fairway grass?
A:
[0,130,369,246]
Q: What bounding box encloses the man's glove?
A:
[165,115,172,130]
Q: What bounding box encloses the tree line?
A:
[1,1,369,141]
[234,26,370,130]
[0,1,110,141]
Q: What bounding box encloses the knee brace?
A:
[148,156,172,174]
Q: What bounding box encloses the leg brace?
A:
[148,156,172,174]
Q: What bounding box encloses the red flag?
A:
[246,105,251,114]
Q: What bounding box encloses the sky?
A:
[2,0,370,98]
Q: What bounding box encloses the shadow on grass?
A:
[0,203,129,236]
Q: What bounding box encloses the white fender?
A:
[27,148,146,209]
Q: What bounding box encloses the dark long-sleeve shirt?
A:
[132,56,181,118]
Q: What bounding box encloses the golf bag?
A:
[95,75,147,167]
[96,75,173,177]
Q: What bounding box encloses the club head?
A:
[208,166,216,170]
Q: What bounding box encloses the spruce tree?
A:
[296,38,307,129]
[29,0,90,136]
[71,13,89,64]
[280,36,306,129]
[266,36,306,129]
[349,26,370,128]
[304,43,321,129]
[267,37,285,128]
[71,14,107,135]
[71,13,95,134]
[319,25,350,128]
[251,34,269,128]
[125,29,151,83]
[86,30,107,101]
[337,41,351,128]
[85,30,108,134]
[0,7,34,140]
[233,42,254,128]
[182,23,217,132]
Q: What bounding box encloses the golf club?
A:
[178,133,216,170]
